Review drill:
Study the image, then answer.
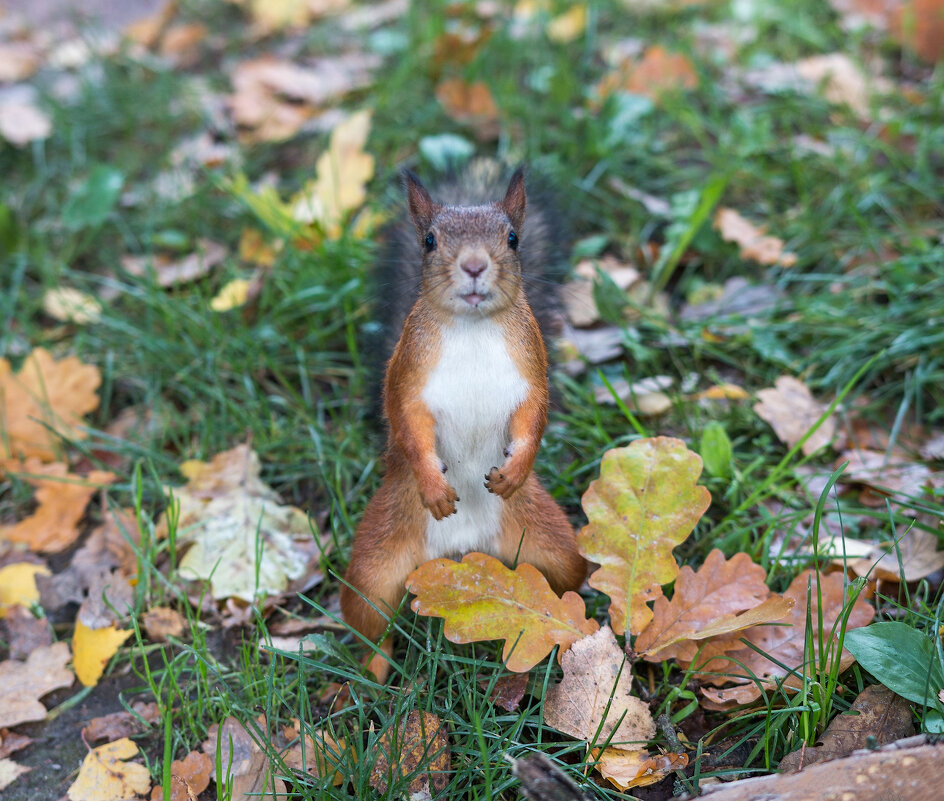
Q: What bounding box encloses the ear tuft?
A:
[404,170,438,235]
[500,167,527,231]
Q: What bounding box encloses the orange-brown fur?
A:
[340,170,587,682]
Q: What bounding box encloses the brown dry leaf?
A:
[0,462,115,553]
[714,207,797,268]
[2,605,53,659]
[561,255,642,328]
[77,568,134,629]
[592,747,688,791]
[544,626,656,749]
[840,449,941,499]
[696,570,874,707]
[779,685,914,772]
[0,641,74,728]
[849,529,944,582]
[124,0,178,47]
[577,438,712,636]
[435,78,500,140]
[795,53,877,118]
[0,348,101,462]
[122,240,226,287]
[598,45,698,102]
[407,552,599,672]
[280,722,344,786]
[635,550,794,662]
[203,716,286,801]
[0,729,32,760]
[369,710,450,798]
[85,702,161,743]
[754,376,836,456]
[67,737,151,801]
[486,672,530,712]
[143,606,187,641]
[159,23,208,68]
[150,750,212,801]
[0,758,31,791]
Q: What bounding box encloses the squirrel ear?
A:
[500,167,527,231]
[404,170,438,234]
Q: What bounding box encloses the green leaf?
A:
[63,166,124,231]
[699,422,733,478]
[844,622,944,706]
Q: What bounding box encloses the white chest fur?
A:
[421,318,529,559]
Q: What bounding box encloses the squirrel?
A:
[340,165,588,682]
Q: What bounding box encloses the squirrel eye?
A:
[424,232,436,252]
[507,230,519,250]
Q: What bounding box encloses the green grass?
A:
[2,0,944,798]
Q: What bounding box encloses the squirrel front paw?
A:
[484,465,526,499]
[420,478,459,520]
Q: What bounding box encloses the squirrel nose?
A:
[460,258,487,277]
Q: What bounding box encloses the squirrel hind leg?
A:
[497,475,587,595]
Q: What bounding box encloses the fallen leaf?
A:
[2,605,53,659]
[85,702,161,743]
[849,529,944,582]
[920,431,944,461]
[840,449,941,499]
[0,730,32,760]
[696,570,874,707]
[435,78,500,140]
[203,716,287,801]
[0,641,74,728]
[547,4,587,43]
[598,45,698,102]
[369,710,450,797]
[290,109,374,238]
[210,278,251,312]
[73,620,133,687]
[577,437,711,635]
[0,97,51,147]
[714,207,797,268]
[795,53,876,118]
[778,685,914,772]
[41,287,103,325]
[592,747,688,790]
[0,562,49,617]
[123,0,178,47]
[0,462,115,553]
[486,672,530,712]
[143,606,186,641]
[159,22,208,67]
[280,722,344,786]
[0,758,30,791]
[635,550,793,662]
[592,376,674,416]
[0,42,42,82]
[159,444,323,602]
[544,626,656,749]
[0,347,100,462]
[149,750,212,801]
[754,376,836,456]
[693,383,749,400]
[406,552,599,672]
[77,569,133,629]
[121,240,227,287]
[68,738,151,801]
[233,0,349,34]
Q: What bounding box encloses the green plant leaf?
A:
[699,421,733,478]
[844,622,944,706]
[62,166,124,231]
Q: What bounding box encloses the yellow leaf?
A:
[547,4,587,43]
[577,438,711,635]
[0,563,49,617]
[210,278,251,311]
[592,747,688,791]
[67,738,151,801]
[73,620,132,687]
[694,382,749,400]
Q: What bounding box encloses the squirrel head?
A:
[404,168,527,318]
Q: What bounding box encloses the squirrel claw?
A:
[485,466,518,499]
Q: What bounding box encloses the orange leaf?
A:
[435,78,500,140]
[369,711,449,798]
[577,437,711,635]
[0,462,115,553]
[636,550,794,661]
[0,348,100,462]
[715,207,797,268]
[406,552,598,672]
[544,626,655,748]
[592,747,688,791]
[598,45,698,102]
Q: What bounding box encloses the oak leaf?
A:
[149,750,212,801]
[67,738,151,801]
[598,45,698,102]
[0,348,100,462]
[435,78,500,140]
[0,642,74,728]
[73,620,133,687]
[369,710,450,797]
[635,550,794,661]
[592,747,688,790]
[407,552,598,672]
[0,462,115,553]
[754,376,836,456]
[544,626,655,749]
[695,570,874,707]
[159,444,323,602]
[714,207,797,268]
[577,437,711,635]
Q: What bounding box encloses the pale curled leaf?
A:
[592,747,688,791]
[0,642,74,728]
[715,208,797,268]
[754,376,836,456]
[407,552,598,672]
[577,437,711,635]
